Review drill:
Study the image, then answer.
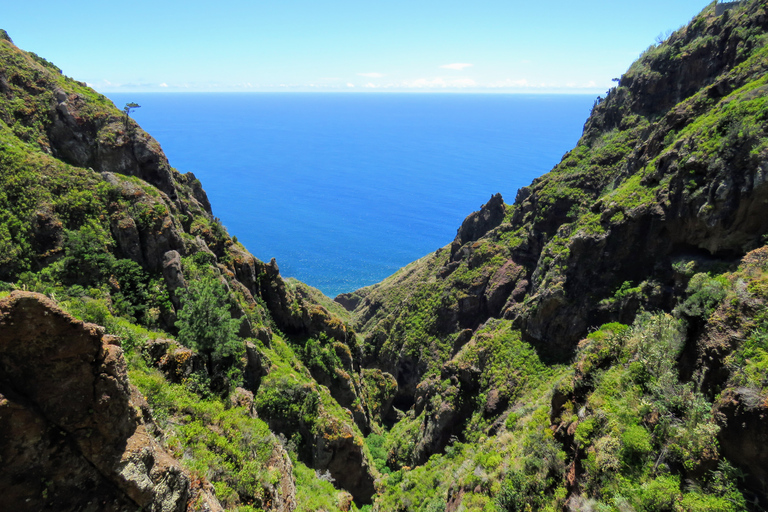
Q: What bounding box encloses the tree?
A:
[175,275,242,378]
[123,101,140,116]
[122,102,140,131]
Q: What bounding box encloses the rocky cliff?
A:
[3,1,768,510]
[0,291,222,511]
[0,28,379,508]
[341,0,768,411]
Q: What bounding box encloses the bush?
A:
[497,470,545,512]
[365,433,390,473]
[176,275,243,386]
[57,221,115,284]
[621,424,652,462]
[254,376,319,432]
[574,417,596,446]
[674,272,728,320]
[301,335,342,378]
[639,475,680,511]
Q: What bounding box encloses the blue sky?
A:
[4,0,711,93]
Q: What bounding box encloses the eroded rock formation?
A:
[0,291,222,511]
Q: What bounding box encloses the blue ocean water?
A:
[107,93,594,297]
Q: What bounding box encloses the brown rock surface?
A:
[450,193,506,259]
[312,418,377,505]
[161,250,187,309]
[0,291,222,512]
[715,388,768,504]
[265,443,297,511]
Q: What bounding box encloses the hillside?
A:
[1,0,768,511]
[337,0,768,508]
[0,25,380,511]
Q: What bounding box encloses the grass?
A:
[129,365,279,509]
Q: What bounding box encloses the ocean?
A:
[107,93,595,297]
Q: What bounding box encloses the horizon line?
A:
[101,89,602,95]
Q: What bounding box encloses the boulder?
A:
[162,250,187,309]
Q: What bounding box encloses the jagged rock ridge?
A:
[339,1,768,501]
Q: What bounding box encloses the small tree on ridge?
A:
[122,102,140,131]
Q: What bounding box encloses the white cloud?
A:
[358,72,384,78]
[346,83,355,87]
[159,82,168,87]
[488,79,531,88]
[440,63,473,71]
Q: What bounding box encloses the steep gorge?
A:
[1,1,768,510]
[341,0,768,413]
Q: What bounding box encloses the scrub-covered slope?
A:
[0,27,381,509]
[338,1,768,508]
[3,0,768,510]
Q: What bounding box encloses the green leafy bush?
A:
[176,275,243,388]
[674,272,729,320]
[621,424,653,462]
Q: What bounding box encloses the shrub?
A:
[365,433,390,473]
[57,221,115,284]
[497,469,547,512]
[674,272,728,320]
[301,335,343,378]
[621,424,652,462]
[176,275,243,386]
[639,475,680,511]
[574,417,596,446]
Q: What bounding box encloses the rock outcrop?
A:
[0,292,222,511]
[451,193,506,253]
[343,0,768,470]
[715,388,768,503]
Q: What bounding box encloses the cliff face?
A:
[0,291,222,511]
[3,1,768,509]
[0,30,378,507]
[338,1,768,503]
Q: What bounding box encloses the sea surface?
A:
[107,93,594,297]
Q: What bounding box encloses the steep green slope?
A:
[337,1,768,508]
[3,1,768,510]
[0,28,383,510]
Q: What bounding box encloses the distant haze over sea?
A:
[108,93,594,297]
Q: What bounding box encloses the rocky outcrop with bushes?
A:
[0,291,222,511]
[3,1,768,510]
[341,1,768,508]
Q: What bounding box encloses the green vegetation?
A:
[129,364,280,510]
[3,1,768,509]
[176,274,243,384]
